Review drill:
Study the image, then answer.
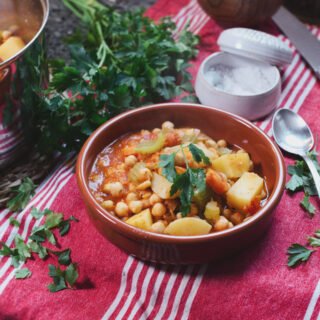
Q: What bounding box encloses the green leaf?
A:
[45,212,63,229]
[65,263,78,287]
[58,216,79,236]
[159,153,177,183]
[189,144,210,165]
[48,264,67,292]
[50,249,71,266]
[286,175,304,192]
[14,235,31,261]
[7,177,36,212]
[15,268,32,279]
[9,217,20,227]
[0,242,14,256]
[29,241,48,259]
[287,243,314,267]
[300,195,316,216]
[31,207,48,219]
[308,237,320,247]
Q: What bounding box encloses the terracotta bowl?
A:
[76,103,286,264]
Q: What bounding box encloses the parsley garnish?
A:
[15,268,32,279]
[9,217,20,227]
[48,263,78,292]
[286,150,319,215]
[6,177,36,212]
[287,244,314,267]
[159,144,210,216]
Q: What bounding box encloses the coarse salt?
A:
[204,64,274,96]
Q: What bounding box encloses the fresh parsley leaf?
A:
[286,175,304,192]
[49,249,71,266]
[31,207,50,219]
[45,212,63,229]
[9,217,20,227]
[15,268,32,279]
[29,241,48,259]
[7,177,36,212]
[308,237,320,247]
[300,195,316,216]
[189,144,210,165]
[0,242,14,257]
[287,243,314,267]
[14,235,31,262]
[58,216,79,236]
[65,263,79,287]
[159,153,177,183]
[48,263,78,292]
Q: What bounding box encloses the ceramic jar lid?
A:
[218,28,293,67]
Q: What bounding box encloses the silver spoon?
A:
[272,108,320,197]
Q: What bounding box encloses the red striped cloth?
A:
[1,1,320,319]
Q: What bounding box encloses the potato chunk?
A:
[0,37,25,61]
[151,172,173,199]
[125,209,153,231]
[204,201,220,222]
[212,153,251,179]
[164,217,212,236]
[226,172,264,211]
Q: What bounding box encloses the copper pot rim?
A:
[0,0,50,70]
[76,103,286,244]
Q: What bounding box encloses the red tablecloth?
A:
[1,1,320,319]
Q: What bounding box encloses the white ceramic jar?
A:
[195,28,293,120]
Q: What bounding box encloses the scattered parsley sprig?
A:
[286,150,319,216]
[0,208,79,291]
[6,177,36,212]
[159,144,210,216]
[287,229,320,267]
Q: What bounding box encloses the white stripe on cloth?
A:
[304,280,320,320]
[101,256,134,320]
[126,264,156,320]
[181,264,208,319]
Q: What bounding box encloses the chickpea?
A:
[138,168,152,182]
[149,194,161,205]
[142,199,151,209]
[223,208,232,219]
[137,180,152,190]
[150,221,166,233]
[176,213,182,219]
[2,30,12,41]
[260,189,267,199]
[129,200,143,214]
[115,202,129,217]
[125,155,137,167]
[162,121,174,131]
[214,216,230,232]
[129,183,136,192]
[175,152,185,166]
[103,182,124,197]
[101,200,114,210]
[126,192,138,202]
[206,139,217,148]
[217,139,227,148]
[230,212,244,225]
[228,222,234,228]
[141,191,152,199]
[151,203,166,217]
[153,128,161,134]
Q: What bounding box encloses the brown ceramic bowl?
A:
[76,103,286,264]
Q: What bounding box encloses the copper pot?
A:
[0,0,49,169]
[197,0,283,27]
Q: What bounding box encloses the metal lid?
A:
[218,28,293,67]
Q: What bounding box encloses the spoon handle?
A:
[303,155,320,198]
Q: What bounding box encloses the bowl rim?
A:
[76,102,286,244]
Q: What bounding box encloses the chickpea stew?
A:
[89,121,267,236]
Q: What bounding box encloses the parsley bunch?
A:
[159,144,210,216]
[8,0,199,154]
[0,208,79,292]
